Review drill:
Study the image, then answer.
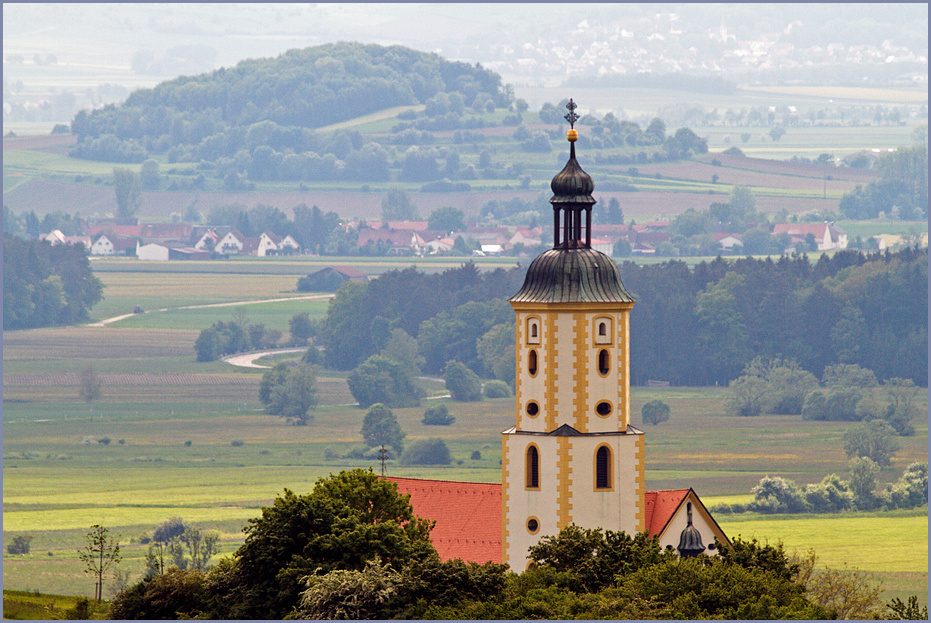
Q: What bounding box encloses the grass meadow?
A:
[2,259,928,606]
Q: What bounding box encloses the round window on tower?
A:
[595,401,612,417]
[527,517,540,534]
[526,401,540,417]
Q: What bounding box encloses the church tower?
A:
[502,100,645,570]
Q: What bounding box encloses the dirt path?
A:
[223,348,307,369]
[86,293,335,327]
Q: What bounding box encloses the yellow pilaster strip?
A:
[572,312,589,433]
[501,433,511,563]
[545,312,558,431]
[620,310,630,429]
[557,436,573,528]
[515,315,523,430]
[634,433,646,532]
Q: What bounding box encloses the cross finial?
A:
[564,98,579,129]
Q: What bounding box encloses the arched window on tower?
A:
[595,445,612,490]
[527,318,540,345]
[526,445,539,489]
[528,349,538,376]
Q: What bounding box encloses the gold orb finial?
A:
[567,129,578,142]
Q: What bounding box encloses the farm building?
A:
[772,222,848,251]
[386,101,728,568]
[91,233,137,256]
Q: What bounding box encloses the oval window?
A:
[595,401,612,416]
[528,349,538,375]
[526,401,540,417]
[598,349,610,375]
[527,517,539,533]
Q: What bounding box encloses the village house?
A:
[772,222,848,251]
[91,233,137,256]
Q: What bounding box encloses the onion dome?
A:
[676,502,706,558]
[510,98,634,305]
[550,139,595,206]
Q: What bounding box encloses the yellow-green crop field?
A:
[3,259,927,605]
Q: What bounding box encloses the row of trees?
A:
[3,233,104,330]
[716,461,927,515]
[108,469,919,619]
[728,360,920,430]
[622,247,927,386]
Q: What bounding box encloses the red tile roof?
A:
[389,477,696,565]
[643,489,691,537]
[387,477,502,564]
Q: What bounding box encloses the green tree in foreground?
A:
[641,399,671,425]
[78,524,121,603]
[528,525,674,592]
[228,470,435,618]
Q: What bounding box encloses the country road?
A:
[223,348,306,369]
[86,293,335,327]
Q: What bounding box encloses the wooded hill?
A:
[68,42,506,165]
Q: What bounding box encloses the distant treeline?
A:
[317,247,927,387]
[3,233,104,330]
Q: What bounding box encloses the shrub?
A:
[422,404,455,426]
[483,380,511,398]
[231,440,244,447]
[346,445,371,459]
[98,437,111,445]
[400,438,451,465]
[470,450,481,460]
[7,534,33,555]
[748,476,809,513]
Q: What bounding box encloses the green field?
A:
[2,259,927,605]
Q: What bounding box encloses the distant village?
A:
[40,216,861,261]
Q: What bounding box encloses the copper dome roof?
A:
[510,247,634,304]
